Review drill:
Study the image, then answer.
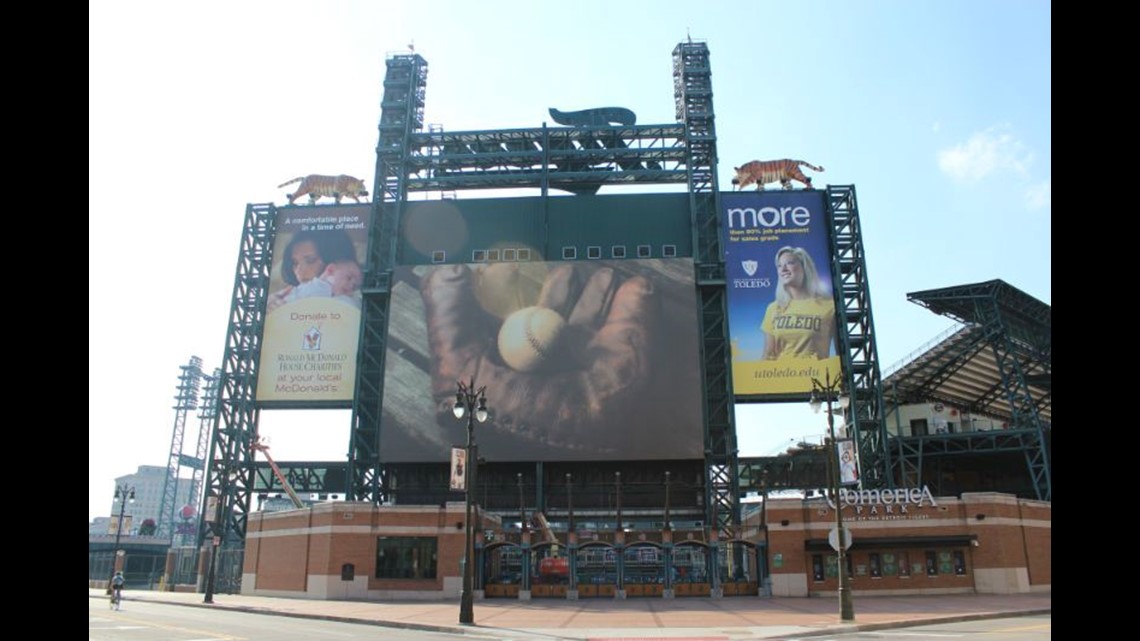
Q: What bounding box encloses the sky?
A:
[89,0,1050,522]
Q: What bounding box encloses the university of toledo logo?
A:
[742,260,758,277]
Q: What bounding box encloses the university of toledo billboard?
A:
[380,258,704,462]
[256,205,370,406]
[721,191,840,399]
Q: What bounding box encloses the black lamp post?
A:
[106,483,135,594]
[663,471,672,592]
[566,472,574,592]
[453,377,488,625]
[203,470,237,604]
[758,469,770,595]
[809,368,854,622]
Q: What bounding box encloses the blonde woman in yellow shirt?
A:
[760,246,836,360]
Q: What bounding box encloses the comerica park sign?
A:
[825,485,938,521]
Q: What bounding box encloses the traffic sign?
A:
[828,527,852,551]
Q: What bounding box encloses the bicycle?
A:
[109,586,123,611]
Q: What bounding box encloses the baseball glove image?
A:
[380,259,703,462]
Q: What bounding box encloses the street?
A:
[90,598,1050,641]
[784,614,1051,641]
[89,599,512,641]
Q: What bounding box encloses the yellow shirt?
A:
[761,297,836,359]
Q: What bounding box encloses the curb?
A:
[90,594,473,636]
[90,593,1049,639]
[754,608,1052,640]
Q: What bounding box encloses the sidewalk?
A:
[89,588,1050,640]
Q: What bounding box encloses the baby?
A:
[283,259,363,308]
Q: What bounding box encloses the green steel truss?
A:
[826,186,891,491]
[346,46,737,531]
[158,356,202,541]
[209,43,929,541]
[252,462,348,496]
[198,203,275,548]
[894,280,1051,500]
[738,453,830,493]
[348,53,429,504]
[672,41,738,542]
[181,369,219,547]
[408,125,689,194]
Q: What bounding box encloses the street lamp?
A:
[809,368,854,623]
[758,469,770,596]
[106,484,135,594]
[203,469,238,604]
[453,377,488,625]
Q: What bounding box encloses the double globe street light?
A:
[452,377,489,625]
[106,483,135,594]
[809,368,854,623]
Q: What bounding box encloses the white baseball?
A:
[497,306,566,372]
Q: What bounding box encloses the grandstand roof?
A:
[882,279,1051,425]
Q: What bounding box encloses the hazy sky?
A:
[89,0,1050,522]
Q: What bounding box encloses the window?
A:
[925,550,938,576]
[375,537,438,580]
[431,250,446,264]
[562,247,577,260]
[953,550,967,575]
[812,554,824,581]
[502,248,517,261]
[662,245,677,258]
[637,244,651,258]
[910,419,928,436]
[825,554,852,579]
[939,550,955,575]
[869,552,882,578]
[517,248,531,261]
[472,249,487,262]
[587,246,602,259]
[487,249,500,262]
[898,552,911,578]
[881,552,897,576]
[611,245,626,259]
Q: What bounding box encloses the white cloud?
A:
[1025,179,1051,210]
[937,127,1032,183]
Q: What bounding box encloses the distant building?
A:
[103,465,195,535]
[89,517,112,536]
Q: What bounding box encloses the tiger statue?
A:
[731,160,824,191]
[277,174,369,205]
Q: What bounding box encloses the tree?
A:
[138,518,157,536]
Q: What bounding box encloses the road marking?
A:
[96,612,245,640]
[878,633,963,638]
[993,623,1051,632]
[588,637,730,641]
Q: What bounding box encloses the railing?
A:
[882,322,971,379]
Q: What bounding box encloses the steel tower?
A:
[177,368,220,546]
[158,356,202,540]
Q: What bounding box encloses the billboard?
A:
[450,447,466,491]
[721,191,840,398]
[256,205,370,405]
[380,258,704,462]
[837,438,859,485]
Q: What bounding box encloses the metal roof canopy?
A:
[882,279,1051,426]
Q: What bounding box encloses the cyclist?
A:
[110,571,125,609]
